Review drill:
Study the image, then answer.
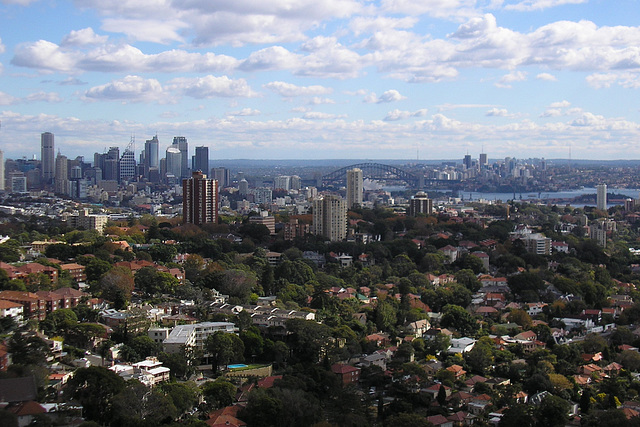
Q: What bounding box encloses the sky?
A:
[1,0,640,162]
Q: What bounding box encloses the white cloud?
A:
[505,0,587,12]
[228,108,261,116]
[485,108,510,117]
[586,72,640,89]
[0,92,18,105]
[495,71,527,88]
[349,16,418,36]
[308,97,335,105]
[102,19,186,44]
[364,90,407,104]
[1,0,38,4]
[84,75,165,102]
[536,73,557,81]
[61,28,108,46]
[549,100,571,108]
[12,40,239,74]
[263,81,332,97]
[239,46,300,72]
[25,92,62,103]
[383,109,428,121]
[0,38,5,54]
[302,112,346,119]
[167,75,258,98]
[380,0,479,20]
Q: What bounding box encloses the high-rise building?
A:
[166,147,182,181]
[346,168,363,209]
[238,178,248,196]
[144,135,159,179]
[0,150,4,191]
[172,136,189,178]
[55,152,68,195]
[463,154,472,170]
[41,132,55,186]
[313,195,347,242]
[119,148,136,183]
[409,191,432,216]
[479,153,487,168]
[274,176,290,190]
[212,167,230,188]
[290,175,301,191]
[597,184,607,211]
[193,146,209,173]
[183,171,218,225]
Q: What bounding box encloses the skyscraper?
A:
[0,150,4,191]
[463,154,472,170]
[346,168,363,209]
[166,147,182,182]
[183,171,218,225]
[212,167,230,188]
[479,153,487,168]
[119,147,136,183]
[193,146,209,173]
[409,191,432,216]
[41,132,55,186]
[55,152,68,195]
[313,195,347,242]
[144,135,159,180]
[172,136,189,178]
[597,184,607,211]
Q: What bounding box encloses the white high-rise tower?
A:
[346,168,363,209]
[597,184,607,211]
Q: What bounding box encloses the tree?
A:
[161,382,200,416]
[8,332,50,366]
[111,380,178,425]
[97,266,134,309]
[508,309,533,329]
[201,380,236,410]
[65,366,126,422]
[135,266,180,295]
[285,319,331,364]
[499,404,534,427]
[535,395,569,427]
[149,244,178,263]
[385,413,431,427]
[205,332,244,372]
[440,304,478,336]
[437,384,447,406]
[455,268,481,292]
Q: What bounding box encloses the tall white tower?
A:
[0,149,4,191]
[313,195,347,241]
[596,184,607,211]
[346,168,363,209]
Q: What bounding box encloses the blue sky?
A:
[1,0,640,161]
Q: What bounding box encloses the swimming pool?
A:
[228,364,248,369]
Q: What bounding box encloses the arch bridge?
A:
[322,163,420,188]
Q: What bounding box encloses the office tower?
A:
[41,132,55,186]
[55,152,68,195]
[238,178,248,196]
[212,167,230,188]
[172,136,189,178]
[166,147,182,181]
[274,175,290,190]
[597,184,607,211]
[346,168,363,209]
[144,135,159,179]
[119,147,136,183]
[0,149,4,191]
[101,147,120,182]
[312,195,347,242]
[290,175,301,191]
[193,146,209,173]
[183,171,218,225]
[463,154,472,170]
[409,191,433,216]
[479,153,487,168]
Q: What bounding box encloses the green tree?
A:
[205,332,244,372]
[201,380,236,410]
[97,266,134,309]
[161,382,200,415]
[65,366,126,422]
[440,304,478,336]
[535,395,569,427]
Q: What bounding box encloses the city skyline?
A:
[1,1,640,160]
